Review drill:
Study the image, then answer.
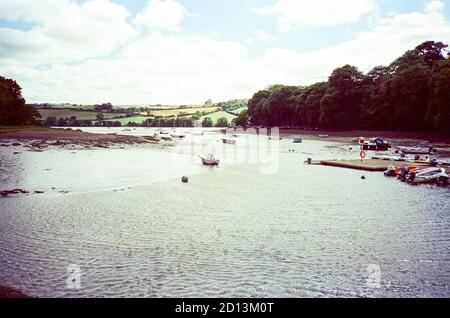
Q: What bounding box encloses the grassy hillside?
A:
[148,106,220,117]
[201,111,237,122]
[38,109,125,121]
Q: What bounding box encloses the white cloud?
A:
[0,0,136,65]
[133,0,189,32]
[0,2,450,105]
[424,0,446,13]
[251,0,376,31]
[245,29,276,44]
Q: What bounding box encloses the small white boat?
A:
[397,146,433,155]
[170,133,186,139]
[318,134,329,138]
[412,168,446,184]
[200,154,220,166]
[222,138,236,145]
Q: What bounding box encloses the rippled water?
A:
[0,128,449,298]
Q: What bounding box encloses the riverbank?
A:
[278,129,450,145]
[0,126,158,150]
[0,285,32,298]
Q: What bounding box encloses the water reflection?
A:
[0,128,449,298]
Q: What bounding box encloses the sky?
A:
[0,0,449,105]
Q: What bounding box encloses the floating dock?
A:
[318,159,439,172]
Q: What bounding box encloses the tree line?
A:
[43,115,231,128]
[239,41,450,133]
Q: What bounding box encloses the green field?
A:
[38,109,126,121]
[113,116,152,124]
[230,107,247,115]
[201,111,237,123]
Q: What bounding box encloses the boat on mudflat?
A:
[397,146,434,155]
[170,133,186,139]
[222,138,236,145]
[362,138,391,151]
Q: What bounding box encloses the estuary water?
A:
[0,128,449,297]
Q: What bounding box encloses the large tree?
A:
[319,65,365,128]
[426,59,450,133]
[0,76,40,125]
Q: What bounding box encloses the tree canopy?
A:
[247,41,450,133]
[0,76,40,126]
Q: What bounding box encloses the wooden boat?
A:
[200,154,219,166]
[293,137,303,143]
[222,138,236,145]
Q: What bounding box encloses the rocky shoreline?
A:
[0,285,32,298]
[0,128,159,151]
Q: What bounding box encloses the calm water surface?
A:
[0,128,449,297]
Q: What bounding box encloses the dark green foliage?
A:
[247,41,450,133]
[215,117,229,127]
[0,76,41,125]
[234,110,249,127]
[201,117,214,128]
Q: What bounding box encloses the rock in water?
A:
[182,176,189,183]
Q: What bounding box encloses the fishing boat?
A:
[318,134,329,138]
[293,137,303,143]
[397,146,434,155]
[200,154,219,166]
[410,167,447,184]
[222,138,236,145]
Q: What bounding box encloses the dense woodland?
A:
[238,41,450,133]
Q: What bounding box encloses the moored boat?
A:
[384,165,396,177]
[397,146,434,155]
[170,133,186,139]
[200,154,220,166]
[293,137,303,143]
[222,138,236,145]
[362,138,391,151]
[410,167,446,184]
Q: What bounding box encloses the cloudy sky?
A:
[0,0,449,105]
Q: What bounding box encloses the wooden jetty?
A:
[318,159,439,172]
